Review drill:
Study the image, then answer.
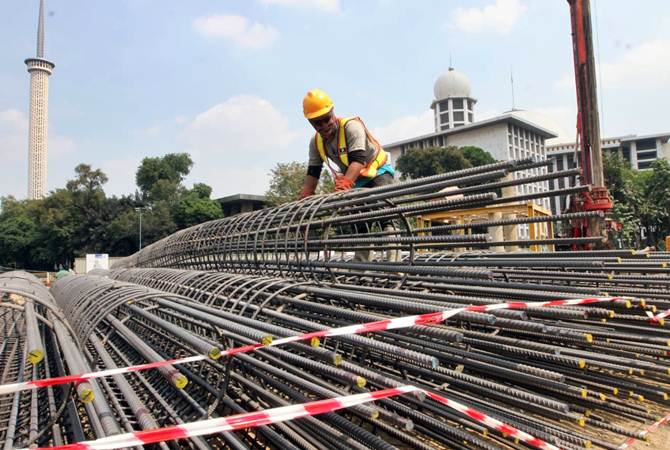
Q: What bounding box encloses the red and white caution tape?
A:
[617,412,670,449]
[270,295,624,346]
[0,355,207,396]
[0,296,626,396]
[21,385,420,450]
[650,308,670,324]
[19,384,560,450]
[425,390,559,450]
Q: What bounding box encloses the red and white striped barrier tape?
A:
[21,385,419,450]
[0,296,626,396]
[270,295,625,346]
[18,385,560,450]
[0,355,208,396]
[617,412,670,449]
[425,390,558,449]
[650,308,670,324]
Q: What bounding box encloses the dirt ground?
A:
[628,420,670,450]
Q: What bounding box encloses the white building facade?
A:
[546,132,670,214]
[383,69,556,237]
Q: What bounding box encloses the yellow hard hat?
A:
[303,88,334,119]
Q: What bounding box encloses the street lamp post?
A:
[135,207,144,251]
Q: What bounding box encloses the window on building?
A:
[439,100,449,111]
[639,151,657,160]
[637,150,657,159]
[621,145,631,163]
[467,100,474,110]
[638,160,654,170]
[468,113,473,122]
[453,99,463,109]
[636,138,657,151]
[453,111,464,121]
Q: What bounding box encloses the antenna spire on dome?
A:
[36,0,45,58]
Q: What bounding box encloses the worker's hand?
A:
[299,185,316,200]
[334,175,355,192]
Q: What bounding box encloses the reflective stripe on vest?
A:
[315,117,389,179]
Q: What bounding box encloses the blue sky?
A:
[1,0,669,199]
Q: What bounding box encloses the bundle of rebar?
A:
[41,268,669,450]
[0,271,85,449]
[3,158,669,449]
[112,158,601,278]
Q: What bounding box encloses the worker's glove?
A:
[299,185,316,200]
[334,176,355,192]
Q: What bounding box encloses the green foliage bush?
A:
[0,153,223,270]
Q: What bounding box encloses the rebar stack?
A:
[112,159,600,278]
[101,158,668,448]
[3,158,669,449]
[42,267,669,450]
[0,271,87,449]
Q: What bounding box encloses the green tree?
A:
[0,153,226,268]
[396,146,473,179]
[66,164,108,192]
[0,214,39,268]
[265,162,334,206]
[174,183,224,229]
[644,159,670,247]
[136,153,193,202]
[602,152,659,247]
[132,153,197,244]
[460,146,497,167]
[65,164,113,255]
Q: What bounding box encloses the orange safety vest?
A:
[315,117,389,180]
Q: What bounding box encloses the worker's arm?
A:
[342,161,365,184]
[301,139,323,199]
[335,121,368,190]
[299,170,320,199]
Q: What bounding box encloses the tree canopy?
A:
[396,145,496,179]
[603,153,670,249]
[265,162,334,206]
[0,153,222,270]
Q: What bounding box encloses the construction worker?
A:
[299,88,400,262]
[298,88,395,199]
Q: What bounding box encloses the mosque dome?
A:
[433,68,472,100]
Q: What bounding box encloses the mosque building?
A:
[383,68,555,237]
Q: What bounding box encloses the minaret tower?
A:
[25,0,54,200]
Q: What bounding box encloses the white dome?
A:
[433,68,472,100]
